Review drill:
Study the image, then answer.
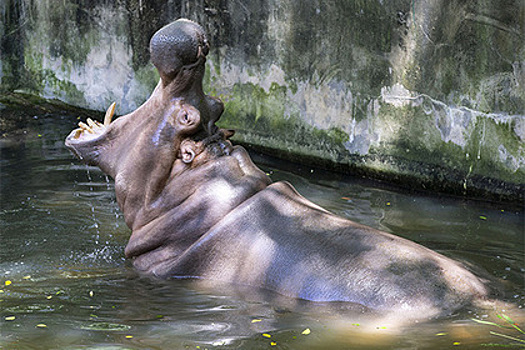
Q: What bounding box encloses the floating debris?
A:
[302,328,311,335]
[80,322,131,331]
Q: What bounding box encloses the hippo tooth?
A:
[78,121,94,134]
[74,129,82,139]
[87,118,98,128]
[104,102,116,127]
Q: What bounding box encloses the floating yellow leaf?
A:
[89,291,94,297]
[23,275,31,280]
[5,280,12,286]
[5,316,15,321]
[453,342,461,346]
[251,319,262,323]
[351,323,360,326]
[36,324,47,328]
[262,333,272,338]
[386,202,391,206]
[302,328,311,335]
[376,326,387,330]
[125,335,133,339]
[435,332,448,336]
[479,215,487,220]
[46,295,53,300]
[0,290,4,293]
[270,341,277,346]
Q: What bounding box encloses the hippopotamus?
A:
[65,19,493,321]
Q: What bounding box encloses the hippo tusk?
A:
[104,102,116,127]
[196,45,202,60]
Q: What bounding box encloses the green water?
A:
[0,109,523,349]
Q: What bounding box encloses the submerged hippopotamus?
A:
[65,19,493,321]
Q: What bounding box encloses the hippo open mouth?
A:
[65,102,115,164]
[70,102,116,142]
[65,18,494,321]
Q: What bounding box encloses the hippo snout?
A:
[150,19,210,84]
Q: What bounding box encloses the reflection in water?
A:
[0,111,523,349]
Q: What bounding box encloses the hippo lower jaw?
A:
[65,102,116,164]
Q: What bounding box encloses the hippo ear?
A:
[180,140,197,164]
[220,129,235,140]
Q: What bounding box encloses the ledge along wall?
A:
[1,0,523,202]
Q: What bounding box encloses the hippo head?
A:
[65,19,271,269]
[65,19,227,227]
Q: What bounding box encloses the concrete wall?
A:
[1,0,523,201]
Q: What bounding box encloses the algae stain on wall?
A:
[206,0,523,198]
[1,0,162,113]
[20,1,158,113]
[0,0,523,200]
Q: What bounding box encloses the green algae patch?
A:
[218,81,523,203]
[218,81,349,164]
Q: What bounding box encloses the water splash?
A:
[105,175,121,231]
[84,165,101,245]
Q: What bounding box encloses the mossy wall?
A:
[1,0,523,201]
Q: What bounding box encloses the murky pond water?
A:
[1,109,524,349]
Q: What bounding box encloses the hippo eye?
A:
[178,110,190,124]
[177,104,200,129]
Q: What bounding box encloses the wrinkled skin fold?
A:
[65,18,494,321]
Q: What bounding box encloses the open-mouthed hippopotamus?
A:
[65,19,494,321]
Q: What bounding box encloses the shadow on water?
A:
[1,108,524,349]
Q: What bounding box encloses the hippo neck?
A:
[124,155,268,260]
